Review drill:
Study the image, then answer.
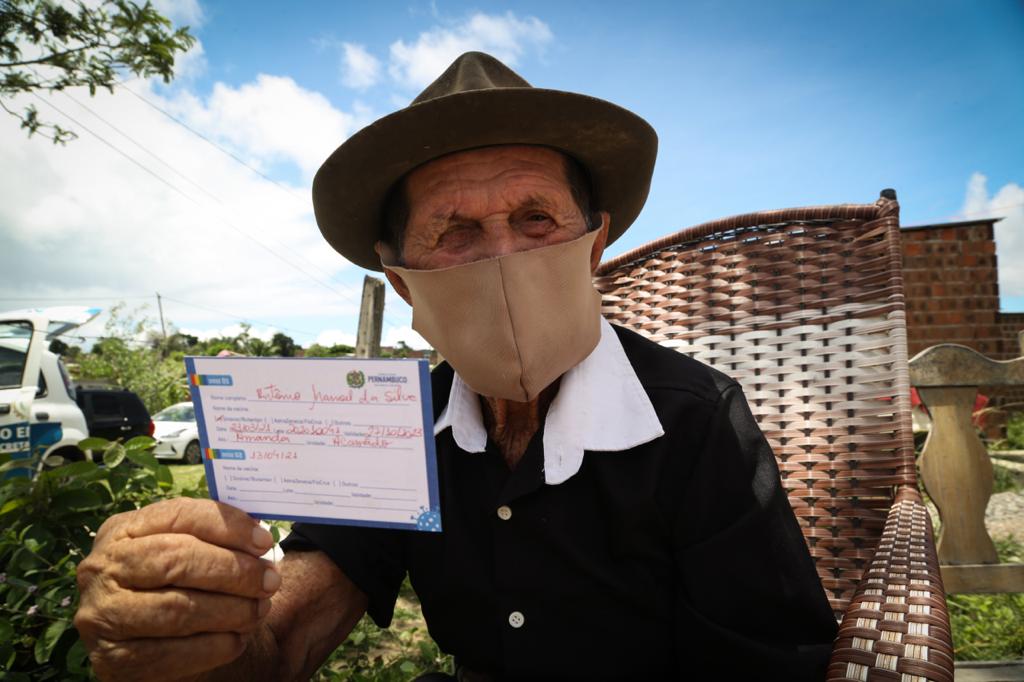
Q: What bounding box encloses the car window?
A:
[91,393,122,419]
[154,404,195,422]
[121,394,150,422]
[0,321,32,389]
[57,359,76,401]
[36,370,47,398]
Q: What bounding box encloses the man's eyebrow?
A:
[516,194,559,212]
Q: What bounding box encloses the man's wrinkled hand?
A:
[74,497,280,682]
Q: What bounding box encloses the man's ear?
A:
[375,241,414,306]
[589,211,610,274]
[383,268,413,305]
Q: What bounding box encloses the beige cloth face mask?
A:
[385,230,603,402]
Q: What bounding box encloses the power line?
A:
[116,79,307,205]
[54,88,360,301]
[158,295,318,339]
[30,92,400,330]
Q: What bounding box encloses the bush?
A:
[1006,413,1024,450]
[0,436,204,679]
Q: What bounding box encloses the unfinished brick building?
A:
[900,216,1022,410]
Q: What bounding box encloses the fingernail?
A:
[258,598,272,617]
[251,525,273,550]
[263,567,281,593]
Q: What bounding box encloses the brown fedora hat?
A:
[312,51,658,271]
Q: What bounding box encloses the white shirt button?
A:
[496,505,512,521]
[508,611,525,628]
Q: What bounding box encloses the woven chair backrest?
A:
[594,197,916,616]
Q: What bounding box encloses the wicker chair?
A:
[594,192,953,682]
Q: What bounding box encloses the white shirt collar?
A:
[433,318,665,484]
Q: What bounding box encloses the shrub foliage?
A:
[0,436,203,679]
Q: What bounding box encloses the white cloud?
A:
[172,74,356,178]
[383,325,430,350]
[341,43,382,89]
[0,76,367,345]
[388,11,553,89]
[152,0,205,27]
[959,172,1024,297]
[315,329,357,347]
[172,39,207,81]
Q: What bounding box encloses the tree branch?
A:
[0,40,108,68]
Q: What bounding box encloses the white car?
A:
[152,401,201,464]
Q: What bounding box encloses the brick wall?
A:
[900,220,1004,358]
[900,218,1024,416]
[998,312,1024,359]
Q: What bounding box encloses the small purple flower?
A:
[26,605,38,616]
[60,596,72,608]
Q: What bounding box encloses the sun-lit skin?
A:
[377,145,610,468]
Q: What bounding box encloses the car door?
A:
[86,391,129,441]
[119,392,152,439]
[0,318,44,464]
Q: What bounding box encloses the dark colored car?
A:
[75,388,154,442]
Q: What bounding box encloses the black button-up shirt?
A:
[282,325,838,680]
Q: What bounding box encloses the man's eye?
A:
[527,213,549,222]
[437,226,474,249]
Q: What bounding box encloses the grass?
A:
[169,462,206,494]
[992,462,1024,495]
[313,581,451,681]
[948,536,1024,661]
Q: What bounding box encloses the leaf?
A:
[0,459,34,474]
[52,488,103,513]
[155,464,173,490]
[399,660,416,674]
[124,436,156,452]
[65,637,89,673]
[103,443,126,468]
[0,618,13,642]
[77,437,109,452]
[269,525,280,544]
[126,449,159,471]
[34,619,69,664]
[0,497,29,516]
[55,461,97,479]
[42,454,65,468]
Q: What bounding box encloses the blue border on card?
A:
[182,355,442,532]
[184,357,219,501]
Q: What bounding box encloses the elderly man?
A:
[75,52,838,680]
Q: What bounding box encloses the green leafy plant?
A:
[0,435,204,678]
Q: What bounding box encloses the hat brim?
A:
[312,88,658,271]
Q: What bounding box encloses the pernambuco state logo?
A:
[346,370,366,389]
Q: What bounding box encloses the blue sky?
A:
[3,0,1022,346]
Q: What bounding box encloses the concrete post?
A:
[355,276,385,358]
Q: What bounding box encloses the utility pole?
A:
[156,292,168,354]
[355,276,385,358]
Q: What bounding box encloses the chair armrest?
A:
[826,488,954,682]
